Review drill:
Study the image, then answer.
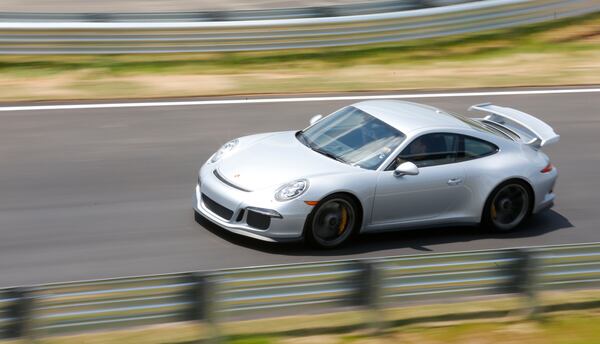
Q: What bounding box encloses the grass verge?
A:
[0,12,599,102]
[1,289,599,343]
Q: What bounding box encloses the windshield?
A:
[297,106,405,170]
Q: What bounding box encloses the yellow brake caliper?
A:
[491,203,497,219]
[338,206,348,235]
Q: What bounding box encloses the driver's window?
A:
[388,133,458,169]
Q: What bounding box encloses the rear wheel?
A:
[305,194,360,248]
[482,180,532,232]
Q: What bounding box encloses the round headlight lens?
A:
[210,139,239,163]
[275,179,309,201]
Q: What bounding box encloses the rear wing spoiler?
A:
[469,103,560,148]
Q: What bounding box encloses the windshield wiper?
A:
[312,146,348,164]
[296,131,310,147]
[296,131,348,164]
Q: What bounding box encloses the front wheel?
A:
[482,180,532,232]
[304,194,360,248]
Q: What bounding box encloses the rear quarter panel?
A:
[460,135,551,222]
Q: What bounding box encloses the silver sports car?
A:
[194,101,558,248]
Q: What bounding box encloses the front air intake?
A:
[201,193,234,220]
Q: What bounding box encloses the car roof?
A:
[352,100,471,134]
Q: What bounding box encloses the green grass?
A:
[5,310,598,344]
[0,12,598,101]
[203,310,600,344]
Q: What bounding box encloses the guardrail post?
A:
[411,0,432,10]
[312,6,336,18]
[5,287,34,340]
[351,261,384,333]
[189,273,220,343]
[85,13,111,22]
[205,11,227,21]
[505,249,539,319]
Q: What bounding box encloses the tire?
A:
[482,179,533,233]
[304,194,361,248]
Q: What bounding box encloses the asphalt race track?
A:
[1,86,599,287]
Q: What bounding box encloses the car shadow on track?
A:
[194,209,573,256]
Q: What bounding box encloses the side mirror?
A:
[394,161,419,177]
[309,114,323,126]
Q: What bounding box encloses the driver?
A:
[392,135,433,168]
[407,137,428,156]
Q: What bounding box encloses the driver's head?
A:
[409,137,428,155]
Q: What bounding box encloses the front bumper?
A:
[193,166,310,242]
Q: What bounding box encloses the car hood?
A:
[216,131,352,191]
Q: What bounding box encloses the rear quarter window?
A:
[457,135,498,162]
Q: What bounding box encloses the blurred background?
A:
[0,1,599,343]
[0,0,597,101]
[2,0,374,12]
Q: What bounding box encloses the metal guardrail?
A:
[0,1,472,23]
[1,242,600,339]
[0,0,598,54]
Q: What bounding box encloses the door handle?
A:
[447,178,463,186]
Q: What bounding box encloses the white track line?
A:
[1,88,599,112]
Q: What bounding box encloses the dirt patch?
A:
[126,74,236,95]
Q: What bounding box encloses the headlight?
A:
[210,139,239,163]
[275,179,309,201]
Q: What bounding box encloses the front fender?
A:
[302,169,378,232]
